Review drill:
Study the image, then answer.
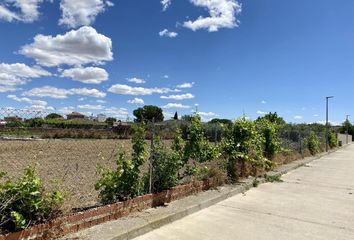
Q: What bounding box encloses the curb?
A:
[80,146,348,240]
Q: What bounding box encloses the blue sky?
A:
[0,0,353,124]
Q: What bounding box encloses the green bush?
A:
[256,118,281,159]
[328,131,337,149]
[95,124,147,203]
[222,117,269,181]
[0,167,64,232]
[184,115,220,164]
[307,133,320,155]
[147,137,183,193]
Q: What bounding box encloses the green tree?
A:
[339,119,354,136]
[45,113,63,120]
[173,112,178,120]
[209,118,232,126]
[105,117,117,126]
[133,105,164,123]
[257,112,286,126]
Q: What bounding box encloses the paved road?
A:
[134,145,354,240]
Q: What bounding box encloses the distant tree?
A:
[133,105,164,123]
[257,112,286,126]
[339,119,354,136]
[173,112,178,120]
[181,115,192,122]
[105,117,117,126]
[209,118,232,126]
[45,113,63,120]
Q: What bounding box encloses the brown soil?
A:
[0,139,155,211]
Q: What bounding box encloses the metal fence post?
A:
[149,118,155,194]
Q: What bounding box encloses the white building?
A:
[97,114,107,123]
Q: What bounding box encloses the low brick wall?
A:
[0,180,210,240]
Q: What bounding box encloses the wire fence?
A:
[0,114,334,213]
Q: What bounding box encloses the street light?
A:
[326,96,334,152]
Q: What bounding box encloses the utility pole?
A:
[326,96,334,152]
[346,115,350,144]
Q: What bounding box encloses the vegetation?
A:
[256,117,281,159]
[328,130,338,149]
[45,113,63,120]
[95,124,147,203]
[208,118,233,127]
[183,115,220,164]
[133,105,164,123]
[105,117,117,127]
[0,167,64,232]
[222,117,268,182]
[307,132,321,155]
[265,174,283,183]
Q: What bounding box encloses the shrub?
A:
[256,118,281,159]
[147,137,183,193]
[0,167,64,233]
[307,133,320,155]
[95,124,147,203]
[328,131,337,149]
[184,115,220,164]
[222,117,269,181]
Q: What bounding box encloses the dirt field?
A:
[0,139,153,211]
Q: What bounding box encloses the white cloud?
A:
[96,99,106,103]
[161,93,195,100]
[58,106,75,115]
[257,110,266,115]
[0,86,17,93]
[127,98,145,105]
[103,107,129,119]
[198,111,218,117]
[313,114,319,117]
[61,67,108,84]
[0,63,51,92]
[162,75,169,79]
[78,104,104,110]
[108,84,179,96]
[20,26,113,67]
[176,82,194,88]
[23,86,106,99]
[0,0,43,23]
[159,29,178,38]
[59,0,113,28]
[162,103,191,109]
[261,100,266,104]
[183,0,242,32]
[127,77,146,84]
[294,115,303,120]
[161,0,172,11]
[7,94,53,110]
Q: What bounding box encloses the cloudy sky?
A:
[0,0,353,123]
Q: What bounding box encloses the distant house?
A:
[66,112,85,120]
[97,114,107,123]
[4,116,23,122]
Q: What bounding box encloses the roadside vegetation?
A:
[0,111,344,235]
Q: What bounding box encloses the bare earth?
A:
[0,139,142,211]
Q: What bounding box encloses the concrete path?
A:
[134,145,354,240]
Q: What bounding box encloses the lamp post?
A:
[326,96,334,152]
[346,115,350,144]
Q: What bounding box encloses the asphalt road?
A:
[134,145,354,240]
